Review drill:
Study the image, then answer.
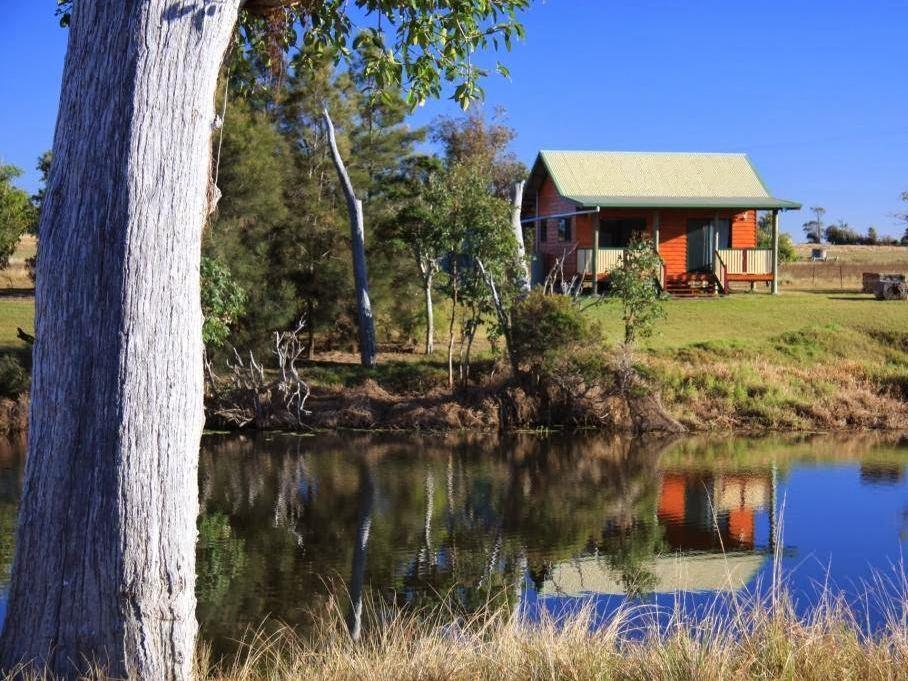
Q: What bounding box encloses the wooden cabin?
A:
[523,151,800,296]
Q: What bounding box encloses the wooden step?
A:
[663,277,718,298]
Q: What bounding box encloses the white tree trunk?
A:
[423,270,434,355]
[0,1,240,678]
[323,108,377,369]
[510,181,531,296]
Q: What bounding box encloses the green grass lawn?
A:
[0,297,35,357]
[4,290,906,359]
[586,291,908,350]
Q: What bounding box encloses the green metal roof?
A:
[531,150,801,210]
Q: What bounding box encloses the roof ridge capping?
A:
[539,149,749,156]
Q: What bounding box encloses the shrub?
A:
[608,235,665,345]
[0,355,29,398]
[511,291,598,368]
[510,290,609,391]
[200,256,247,349]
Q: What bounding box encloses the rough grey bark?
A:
[510,181,531,296]
[0,1,240,678]
[323,108,377,369]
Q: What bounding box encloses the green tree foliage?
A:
[412,111,525,381]
[609,235,665,346]
[200,256,248,349]
[757,213,796,263]
[204,98,292,353]
[0,355,29,399]
[30,151,52,226]
[380,155,446,353]
[802,205,826,244]
[824,219,862,245]
[509,290,607,387]
[431,109,526,198]
[899,192,908,245]
[429,161,513,384]
[24,152,52,284]
[207,49,429,356]
[0,165,34,270]
[56,0,531,112]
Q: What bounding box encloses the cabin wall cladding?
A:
[731,210,757,249]
[535,176,581,274]
[659,212,688,278]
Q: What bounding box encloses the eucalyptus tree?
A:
[0,165,34,269]
[430,161,513,385]
[0,1,530,678]
[382,155,447,354]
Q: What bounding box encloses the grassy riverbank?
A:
[304,293,908,431]
[197,589,908,681]
[592,292,908,430]
[4,290,908,432]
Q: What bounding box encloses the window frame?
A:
[557,217,572,242]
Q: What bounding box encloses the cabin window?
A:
[538,219,548,243]
[557,217,572,242]
[599,218,647,247]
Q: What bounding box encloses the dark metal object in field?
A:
[875,277,908,301]
[863,272,906,294]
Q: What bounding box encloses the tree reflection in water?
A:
[195,432,674,648]
[192,431,908,655]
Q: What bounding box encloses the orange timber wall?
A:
[532,176,759,279]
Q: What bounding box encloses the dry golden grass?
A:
[0,235,36,290]
[783,244,908,292]
[199,583,908,681]
[792,243,908,266]
[5,574,906,680]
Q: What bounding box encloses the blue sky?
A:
[1,1,906,238]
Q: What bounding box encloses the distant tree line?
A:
[802,200,907,246]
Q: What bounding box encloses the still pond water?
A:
[0,432,906,651]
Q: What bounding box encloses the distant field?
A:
[792,243,908,265]
[783,243,908,291]
[0,235,36,290]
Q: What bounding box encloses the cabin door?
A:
[686,219,713,272]
[686,218,730,272]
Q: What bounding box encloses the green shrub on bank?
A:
[510,290,608,386]
[0,354,28,398]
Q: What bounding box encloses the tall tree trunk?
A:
[446,286,458,388]
[323,108,377,369]
[510,180,531,296]
[0,1,240,678]
[422,270,434,355]
[306,296,315,360]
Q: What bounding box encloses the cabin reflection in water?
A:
[541,471,775,597]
